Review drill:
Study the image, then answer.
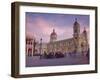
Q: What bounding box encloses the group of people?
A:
[40,51,65,59]
[40,48,90,59]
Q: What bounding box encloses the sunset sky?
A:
[26,12,89,43]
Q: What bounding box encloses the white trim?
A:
[19,5,95,75]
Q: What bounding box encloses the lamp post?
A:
[33,39,36,56]
[40,38,42,59]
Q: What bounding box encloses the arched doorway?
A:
[28,48,32,56]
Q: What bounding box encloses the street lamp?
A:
[40,38,42,54]
[33,39,36,56]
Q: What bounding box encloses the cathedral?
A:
[47,18,89,55]
[26,18,89,56]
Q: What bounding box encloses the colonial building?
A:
[26,35,34,56]
[26,35,39,56]
[26,36,47,56]
[26,18,89,56]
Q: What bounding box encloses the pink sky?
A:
[26,13,89,43]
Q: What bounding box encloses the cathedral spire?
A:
[83,27,87,34]
[74,18,80,26]
[84,27,86,31]
[53,29,55,32]
[75,18,77,22]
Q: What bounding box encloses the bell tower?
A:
[73,18,80,53]
[73,18,80,38]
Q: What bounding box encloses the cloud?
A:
[26,17,69,42]
[26,16,89,43]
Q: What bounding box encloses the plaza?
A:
[26,52,89,67]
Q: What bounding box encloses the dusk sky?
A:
[26,12,89,43]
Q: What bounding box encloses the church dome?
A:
[83,27,87,34]
[83,30,87,33]
[74,18,80,26]
[50,29,57,42]
[50,29,57,36]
